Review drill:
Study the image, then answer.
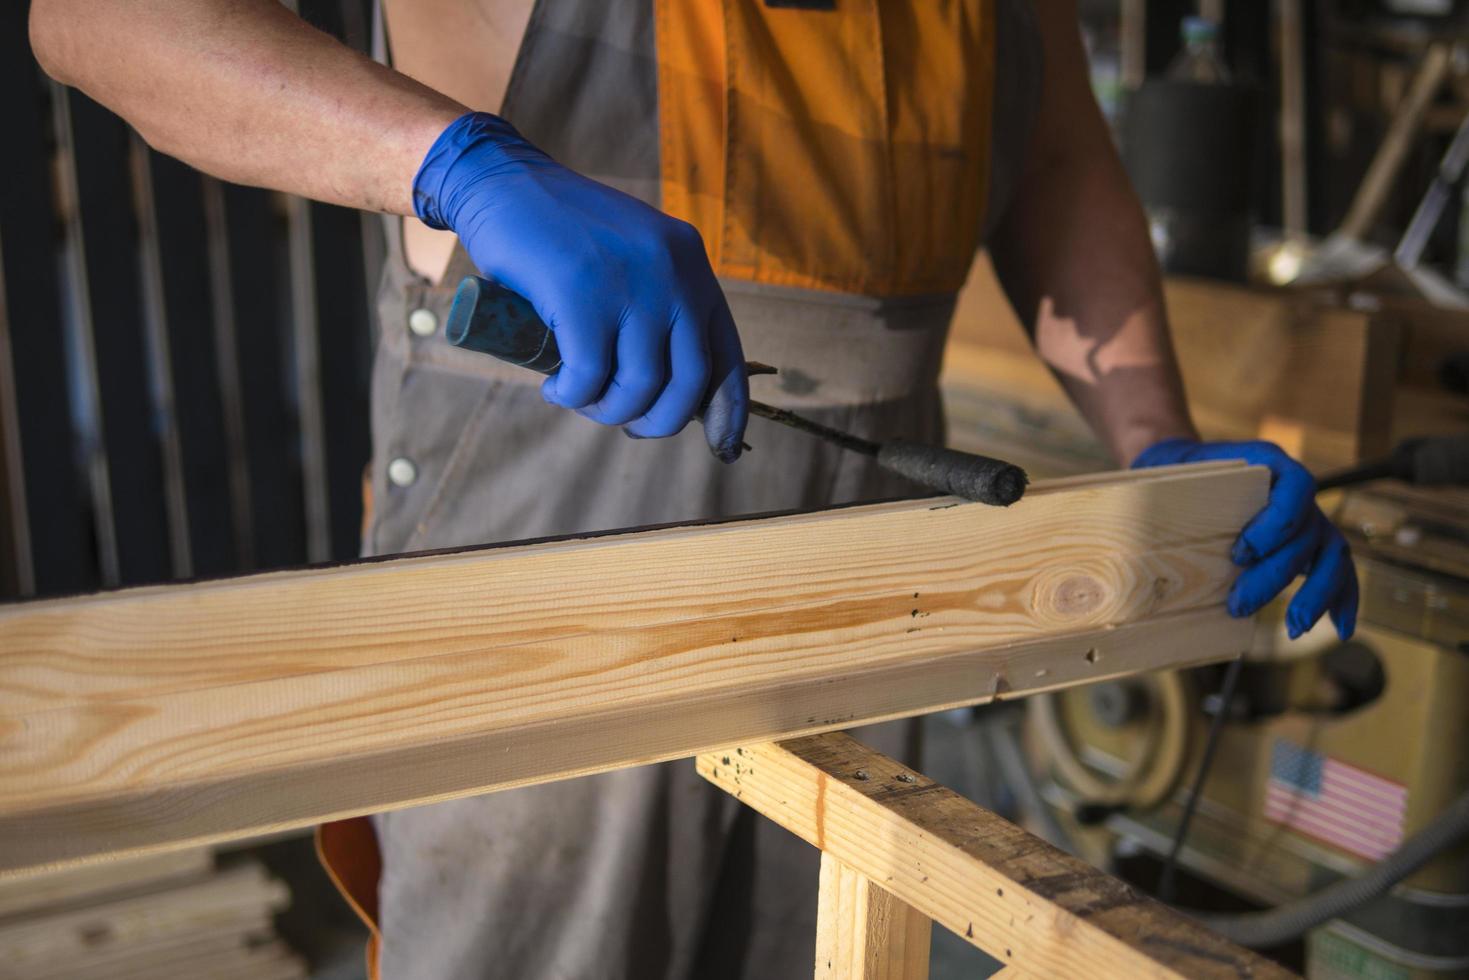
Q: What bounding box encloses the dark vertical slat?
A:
[138,148,238,577]
[131,136,193,579]
[308,202,372,560]
[286,196,332,564]
[53,87,120,587]
[1143,0,1193,77]
[220,184,307,571]
[1303,0,1328,237]
[57,89,171,587]
[201,177,257,571]
[0,238,33,597]
[0,14,93,596]
[293,0,372,561]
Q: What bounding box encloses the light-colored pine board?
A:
[105,938,306,980]
[0,464,1264,874]
[0,463,1241,712]
[0,861,287,969]
[816,853,931,980]
[699,734,1295,980]
[21,915,275,980]
[0,846,211,919]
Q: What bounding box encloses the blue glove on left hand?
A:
[1133,438,1358,640]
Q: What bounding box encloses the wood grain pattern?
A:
[699,734,1295,980]
[816,854,931,980]
[0,464,1264,874]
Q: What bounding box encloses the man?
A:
[30,1,1357,977]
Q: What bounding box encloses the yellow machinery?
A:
[1030,485,1469,979]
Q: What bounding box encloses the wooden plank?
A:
[1350,290,1469,390]
[1166,279,1397,466]
[816,854,930,980]
[0,24,92,597]
[64,933,301,980]
[1337,43,1452,242]
[179,942,306,980]
[0,847,211,920]
[698,734,1294,980]
[0,463,1265,873]
[21,920,275,980]
[0,861,287,969]
[1279,0,1308,239]
[946,263,1401,469]
[1120,0,1146,90]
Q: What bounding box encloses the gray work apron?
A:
[365,3,1041,977]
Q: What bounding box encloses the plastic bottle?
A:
[1167,16,1232,85]
[1124,15,1255,281]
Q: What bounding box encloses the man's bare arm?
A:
[29,0,466,215]
[989,2,1197,465]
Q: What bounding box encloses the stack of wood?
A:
[0,848,304,980]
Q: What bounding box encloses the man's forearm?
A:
[989,2,1196,466]
[30,0,466,215]
[990,151,1197,465]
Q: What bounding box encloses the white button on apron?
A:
[387,457,418,487]
[408,308,438,337]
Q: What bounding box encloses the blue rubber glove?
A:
[412,112,749,461]
[1133,438,1358,640]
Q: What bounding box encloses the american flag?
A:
[1263,739,1407,861]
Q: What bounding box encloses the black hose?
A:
[1196,786,1469,947]
[1158,656,1243,904]
[1316,433,1469,491]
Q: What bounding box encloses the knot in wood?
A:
[1034,572,1109,620]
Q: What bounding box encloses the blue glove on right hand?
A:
[1133,438,1358,640]
[412,112,749,461]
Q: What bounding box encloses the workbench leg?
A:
[815,852,931,980]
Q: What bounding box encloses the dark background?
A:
[0,0,377,599]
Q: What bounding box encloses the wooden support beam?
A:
[698,734,1294,980]
[816,854,930,980]
[0,463,1264,874]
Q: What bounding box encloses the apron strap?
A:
[318,818,384,980]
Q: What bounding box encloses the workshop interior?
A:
[2,1,1469,979]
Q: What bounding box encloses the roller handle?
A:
[445,275,562,374]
